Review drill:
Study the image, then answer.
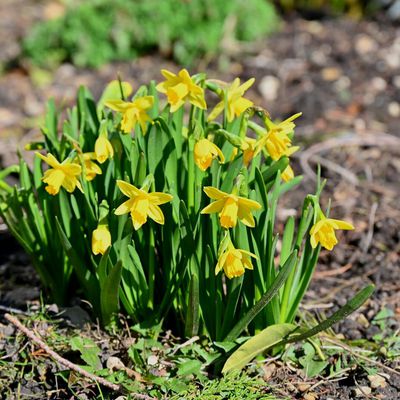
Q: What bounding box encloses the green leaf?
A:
[225,251,298,342]
[185,272,200,337]
[55,218,100,311]
[222,323,296,373]
[220,155,243,193]
[280,216,294,264]
[285,285,375,344]
[262,156,289,184]
[97,80,133,116]
[177,359,203,377]
[70,336,101,370]
[100,260,123,326]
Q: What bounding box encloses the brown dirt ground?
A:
[0,3,399,399]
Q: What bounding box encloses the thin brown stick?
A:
[321,336,400,377]
[4,313,155,400]
[313,262,353,279]
[298,132,400,182]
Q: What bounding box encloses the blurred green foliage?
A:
[276,0,384,18]
[23,0,279,68]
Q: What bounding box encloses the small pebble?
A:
[388,102,400,118]
[371,77,387,92]
[355,34,377,55]
[368,374,387,389]
[258,75,280,102]
[354,386,372,397]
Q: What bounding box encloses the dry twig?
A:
[299,132,400,183]
[4,313,156,400]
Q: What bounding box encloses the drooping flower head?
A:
[208,78,254,122]
[95,136,114,164]
[194,139,225,171]
[201,186,261,229]
[216,238,256,279]
[156,69,206,112]
[105,96,154,134]
[242,137,257,167]
[115,180,173,230]
[36,152,83,195]
[254,113,301,161]
[310,214,354,251]
[80,153,102,181]
[92,225,111,255]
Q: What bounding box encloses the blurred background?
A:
[0,0,399,329]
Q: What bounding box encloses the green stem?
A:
[148,227,155,309]
[187,137,195,215]
[248,120,266,137]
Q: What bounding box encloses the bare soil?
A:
[0,4,399,399]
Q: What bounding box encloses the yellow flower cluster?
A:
[34,68,354,272]
[200,186,260,279]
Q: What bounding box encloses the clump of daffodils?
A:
[0,69,355,337]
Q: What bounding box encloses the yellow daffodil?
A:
[310,215,354,251]
[92,225,111,255]
[156,69,206,112]
[105,96,154,134]
[281,165,294,182]
[254,113,301,160]
[242,137,257,167]
[95,136,114,164]
[114,180,173,230]
[36,152,83,195]
[279,146,299,182]
[208,78,254,122]
[194,138,225,171]
[216,241,256,279]
[80,153,102,181]
[201,186,261,229]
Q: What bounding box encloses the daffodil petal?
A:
[105,99,131,112]
[148,204,165,225]
[36,152,60,169]
[201,199,225,214]
[115,199,134,215]
[203,186,227,200]
[239,249,257,259]
[309,219,325,235]
[117,180,141,198]
[238,210,256,227]
[238,197,262,210]
[207,101,224,121]
[149,192,173,205]
[310,234,318,249]
[238,78,255,93]
[327,219,354,230]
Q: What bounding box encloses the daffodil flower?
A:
[281,165,294,182]
[81,153,102,181]
[254,113,301,161]
[114,180,173,230]
[194,138,225,171]
[105,96,154,134]
[201,186,261,229]
[95,136,114,164]
[156,69,206,112]
[92,225,111,255]
[216,240,256,279]
[310,215,354,251]
[242,137,257,167]
[208,78,254,122]
[36,152,83,195]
